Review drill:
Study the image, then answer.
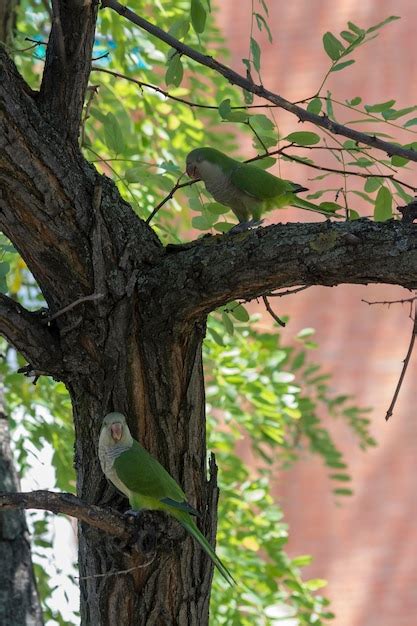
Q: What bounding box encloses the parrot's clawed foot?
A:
[125,508,141,520]
[228,219,264,234]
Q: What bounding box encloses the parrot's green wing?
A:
[231,163,296,200]
[113,441,195,513]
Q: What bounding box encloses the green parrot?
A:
[98,412,234,585]
[186,146,329,228]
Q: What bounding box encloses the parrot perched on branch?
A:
[98,412,234,585]
[186,147,332,229]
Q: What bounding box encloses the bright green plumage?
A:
[186,146,329,225]
[98,412,234,585]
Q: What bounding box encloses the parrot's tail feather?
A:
[180,517,236,586]
[293,202,344,218]
[292,184,309,194]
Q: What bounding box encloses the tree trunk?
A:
[72,316,217,625]
[0,405,44,626]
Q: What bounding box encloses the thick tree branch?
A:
[0,46,162,313]
[38,0,98,144]
[156,220,417,319]
[0,294,63,375]
[102,0,417,164]
[0,490,133,540]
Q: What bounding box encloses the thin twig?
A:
[42,293,104,323]
[385,301,417,421]
[81,85,100,148]
[362,296,416,307]
[262,295,286,327]
[146,174,188,224]
[267,285,311,297]
[77,556,156,580]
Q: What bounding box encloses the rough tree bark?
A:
[0,3,417,626]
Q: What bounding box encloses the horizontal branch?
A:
[0,294,63,375]
[156,220,417,318]
[0,490,132,540]
[102,0,417,164]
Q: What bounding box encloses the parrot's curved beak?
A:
[186,163,197,179]
[110,422,123,442]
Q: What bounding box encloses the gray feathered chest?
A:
[199,161,258,220]
[98,442,132,499]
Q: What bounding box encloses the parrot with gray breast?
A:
[98,412,235,585]
[186,146,331,229]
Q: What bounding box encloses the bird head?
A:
[186,147,226,179]
[100,412,133,448]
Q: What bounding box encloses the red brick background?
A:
[215,3,417,624]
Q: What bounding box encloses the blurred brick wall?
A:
[215,2,417,625]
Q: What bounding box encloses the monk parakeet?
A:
[98,412,234,585]
[186,147,328,228]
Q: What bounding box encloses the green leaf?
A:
[330,59,355,72]
[103,112,125,155]
[364,177,383,193]
[205,202,229,215]
[297,327,315,339]
[125,166,148,183]
[305,578,327,591]
[322,32,344,60]
[165,53,183,87]
[340,30,356,43]
[364,99,396,113]
[291,554,312,567]
[319,201,342,214]
[230,303,250,322]
[190,0,207,34]
[348,209,360,220]
[259,0,269,16]
[374,186,392,221]
[221,312,234,335]
[254,156,276,169]
[391,155,409,167]
[168,19,190,40]
[348,157,374,168]
[218,98,231,119]
[366,15,400,34]
[214,222,234,233]
[392,180,413,204]
[0,260,10,274]
[250,37,261,72]
[192,214,215,230]
[347,21,365,35]
[250,114,275,130]
[347,96,362,106]
[333,488,354,496]
[285,131,320,145]
[254,13,273,43]
[383,106,417,120]
[330,473,351,482]
[207,326,224,345]
[225,110,250,123]
[403,117,417,128]
[306,98,322,114]
[326,91,335,120]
